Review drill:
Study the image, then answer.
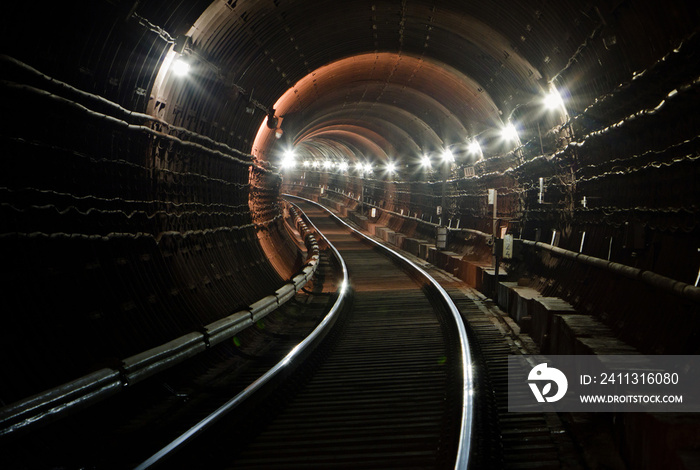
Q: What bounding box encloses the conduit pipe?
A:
[522,240,700,303]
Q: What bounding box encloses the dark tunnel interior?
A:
[1,0,700,466]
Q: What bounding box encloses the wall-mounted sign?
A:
[503,234,514,259]
[488,189,496,205]
[437,227,448,249]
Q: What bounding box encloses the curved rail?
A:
[284,194,475,470]
[135,202,349,469]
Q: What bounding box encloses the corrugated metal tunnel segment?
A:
[168,198,470,469]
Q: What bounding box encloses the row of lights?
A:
[281,151,401,175]
[170,46,567,173]
[282,146,459,174]
[272,86,565,174]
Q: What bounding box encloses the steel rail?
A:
[284,194,475,470]
[135,202,349,469]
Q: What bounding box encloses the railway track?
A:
[138,196,474,469]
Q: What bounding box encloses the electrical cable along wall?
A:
[0,57,297,406]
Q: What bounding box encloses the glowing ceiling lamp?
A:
[363,163,373,173]
[543,88,565,110]
[386,162,397,174]
[281,149,296,169]
[303,160,311,168]
[421,155,432,168]
[323,160,332,170]
[501,122,519,142]
[442,149,455,163]
[338,161,349,172]
[311,160,319,169]
[467,139,482,155]
[171,58,190,76]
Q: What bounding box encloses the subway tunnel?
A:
[1,0,700,468]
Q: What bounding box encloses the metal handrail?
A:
[0,214,320,436]
[284,194,474,470]
[135,201,349,469]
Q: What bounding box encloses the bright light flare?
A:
[467,139,482,155]
[303,160,311,168]
[386,162,397,174]
[501,122,519,142]
[363,163,372,173]
[421,155,432,168]
[311,161,319,169]
[338,162,349,172]
[323,160,332,170]
[543,88,565,110]
[442,149,455,163]
[172,58,190,76]
[281,150,296,169]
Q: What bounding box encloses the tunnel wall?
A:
[284,182,700,355]
[0,53,300,406]
[282,32,700,355]
[289,33,700,288]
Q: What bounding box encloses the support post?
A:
[490,189,499,295]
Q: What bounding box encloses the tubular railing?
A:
[135,201,349,469]
[0,213,320,436]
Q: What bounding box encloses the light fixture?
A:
[311,161,319,169]
[339,162,349,172]
[356,162,364,172]
[421,155,432,168]
[467,139,482,155]
[281,149,296,169]
[386,162,397,174]
[442,149,455,163]
[323,160,332,170]
[501,122,519,142]
[363,163,372,173]
[303,160,311,168]
[266,109,279,129]
[172,58,190,76]
[543,88,565,110]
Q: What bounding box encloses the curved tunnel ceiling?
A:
[152,0,562,170]
[142,0,696,173]
[252,52,510,165]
